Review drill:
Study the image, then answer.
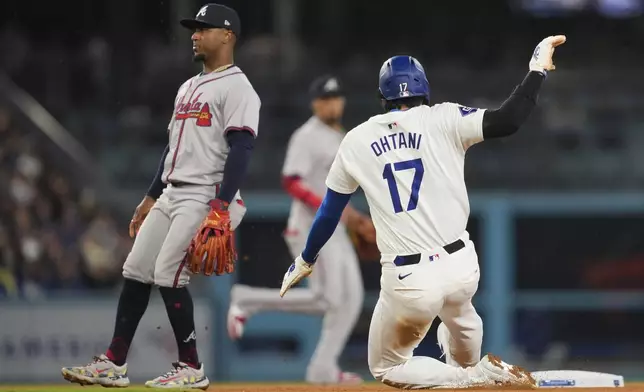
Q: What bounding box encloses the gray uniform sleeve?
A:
[222,84,261,138]
[282,130,313,179]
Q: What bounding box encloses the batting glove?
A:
[529,35,567,75]
[280,255,314,297]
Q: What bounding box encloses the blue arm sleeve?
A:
[217,130,255,203]
[146,144,169,199]
[301,188,352,262]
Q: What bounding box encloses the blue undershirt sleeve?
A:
[301,188,352,262]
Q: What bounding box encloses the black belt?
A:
[169,182,220,192]
[393,239,465,267]
[170,181,191,187]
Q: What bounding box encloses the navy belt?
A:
[393,239,465,267]
[169,182,221,192]
[170,181,191,187]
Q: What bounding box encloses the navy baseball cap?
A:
[180,4,241,36]
[309,75,344,100]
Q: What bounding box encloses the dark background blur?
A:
[1,0,644,383]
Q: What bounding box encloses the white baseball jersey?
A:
[163,66,261,185]
[282,116,345,230]
[325,103,485,257]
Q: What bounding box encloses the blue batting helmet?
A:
[378,55,430,103]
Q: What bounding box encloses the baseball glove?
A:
[348,218,380,261]
[351,230,380,261]
[186,199,237,276]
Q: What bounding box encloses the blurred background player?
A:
[228,75,375,385]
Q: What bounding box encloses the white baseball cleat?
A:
[61,354,130,388]
[145,362,210,390]
[474,354,537,388]
[227,304,247,340]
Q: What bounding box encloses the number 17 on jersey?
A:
[382,158,424,213]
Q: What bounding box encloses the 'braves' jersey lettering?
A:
[326,102,485,258]
[174,93,213,126]
[163,66,261,185]
[370,132,422,157]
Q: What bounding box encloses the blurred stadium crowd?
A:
[0,107,131,297]
[2,1,644,195]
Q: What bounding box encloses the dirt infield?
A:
[204,383,644,392]
[203,383,643,392]
[1,384,642,392]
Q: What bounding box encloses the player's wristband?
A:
[300,253,319,264]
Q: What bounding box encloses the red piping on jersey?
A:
[164,81,193,183]
[165,120,187,182]
[173,254,188,288]
[224,126,256,138]
[165,71,245,182]
[282,175,323,210]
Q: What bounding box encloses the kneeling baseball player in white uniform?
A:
[280,35,566,389]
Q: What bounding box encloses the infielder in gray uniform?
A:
[228,76,375,385]
[62,4,260,390]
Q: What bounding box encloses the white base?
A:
[531,370,624,388]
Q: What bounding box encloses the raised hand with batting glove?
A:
[529,35,566,74]
[186,198,237,276]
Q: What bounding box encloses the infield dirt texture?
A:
[0,383,642,392]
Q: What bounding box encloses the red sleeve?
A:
[282,175,323,210]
